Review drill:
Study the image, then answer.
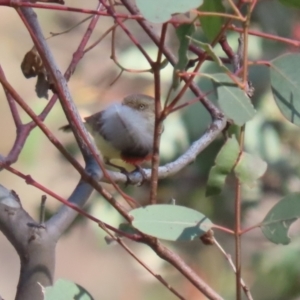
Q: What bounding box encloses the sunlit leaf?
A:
[136,0,203,23]
[234,152,267,185]
[198,0,226,42]
[130,205,212,241]
[261,193,300,245]
[270,53,300,126]
[209,73,256,125]
[44,279,94,300]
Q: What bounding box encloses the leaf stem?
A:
[195,10,245,21]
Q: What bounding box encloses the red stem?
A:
[149,23,167,204]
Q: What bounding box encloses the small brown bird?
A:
[61,94,157,172]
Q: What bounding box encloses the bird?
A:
[60,94,157,174]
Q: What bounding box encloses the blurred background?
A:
[1,0,300,299]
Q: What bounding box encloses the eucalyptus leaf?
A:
[198,0,226,42]
[215,136,240,171]
[130,205,212,241]
[44,279,94,300]
[261,193,300,245]
[173,24,195,88]
[206,136,240,196]
[209,73,256,125]
[270,53,300,126]
[206,165,227,197]
[187,38,230,72]
[234,151,267,186]
[136,0,203,23]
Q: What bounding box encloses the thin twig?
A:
[0,72,132,221]
[0,68,22,127]
[194,9,245,21]
[7,1,144,19]
[84,22,118,53]
[110,21,152,74]
[228,24,300,47]
[213,238,253,300]
[0,162,132,236]
[48,15,93,38]
[99,222,187,300]
[101,0,153,65]
[149,23,168,204]
[17,5,139,208]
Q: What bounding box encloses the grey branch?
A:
[0,185,54,300]
[47,177,95,240]
[0,168,94,299]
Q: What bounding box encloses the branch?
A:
[149,23,168,204]
[143,238,224,300]
[0,73,133,221]
[15,1,140,223]
[16,6,142,207]
[213,238,253,300]
[0,67,37,167]
[120,0,221,117]
[16,6,100,165]
[0,185,54,300]
[46,176,95,240]
[99,222,186,300]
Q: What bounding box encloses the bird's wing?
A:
[84,111,110,141]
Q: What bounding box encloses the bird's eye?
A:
[139,104,146,110]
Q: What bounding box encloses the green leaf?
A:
[44,279,94,300]
[206,165,227,197]
[206,136,240,196]
[136,0,203,23]
[173,24,195,88]
[175,24,195,71]
[279,0,300,8]
[215,136,240,171]
[187,38,230,72]
[234,151,267,185]
[270,53,300,126]
[261,193,300,245]
[209,73,256,126]
[198,0,226,42]
[227,124,240,140]
[130,204,212,241]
